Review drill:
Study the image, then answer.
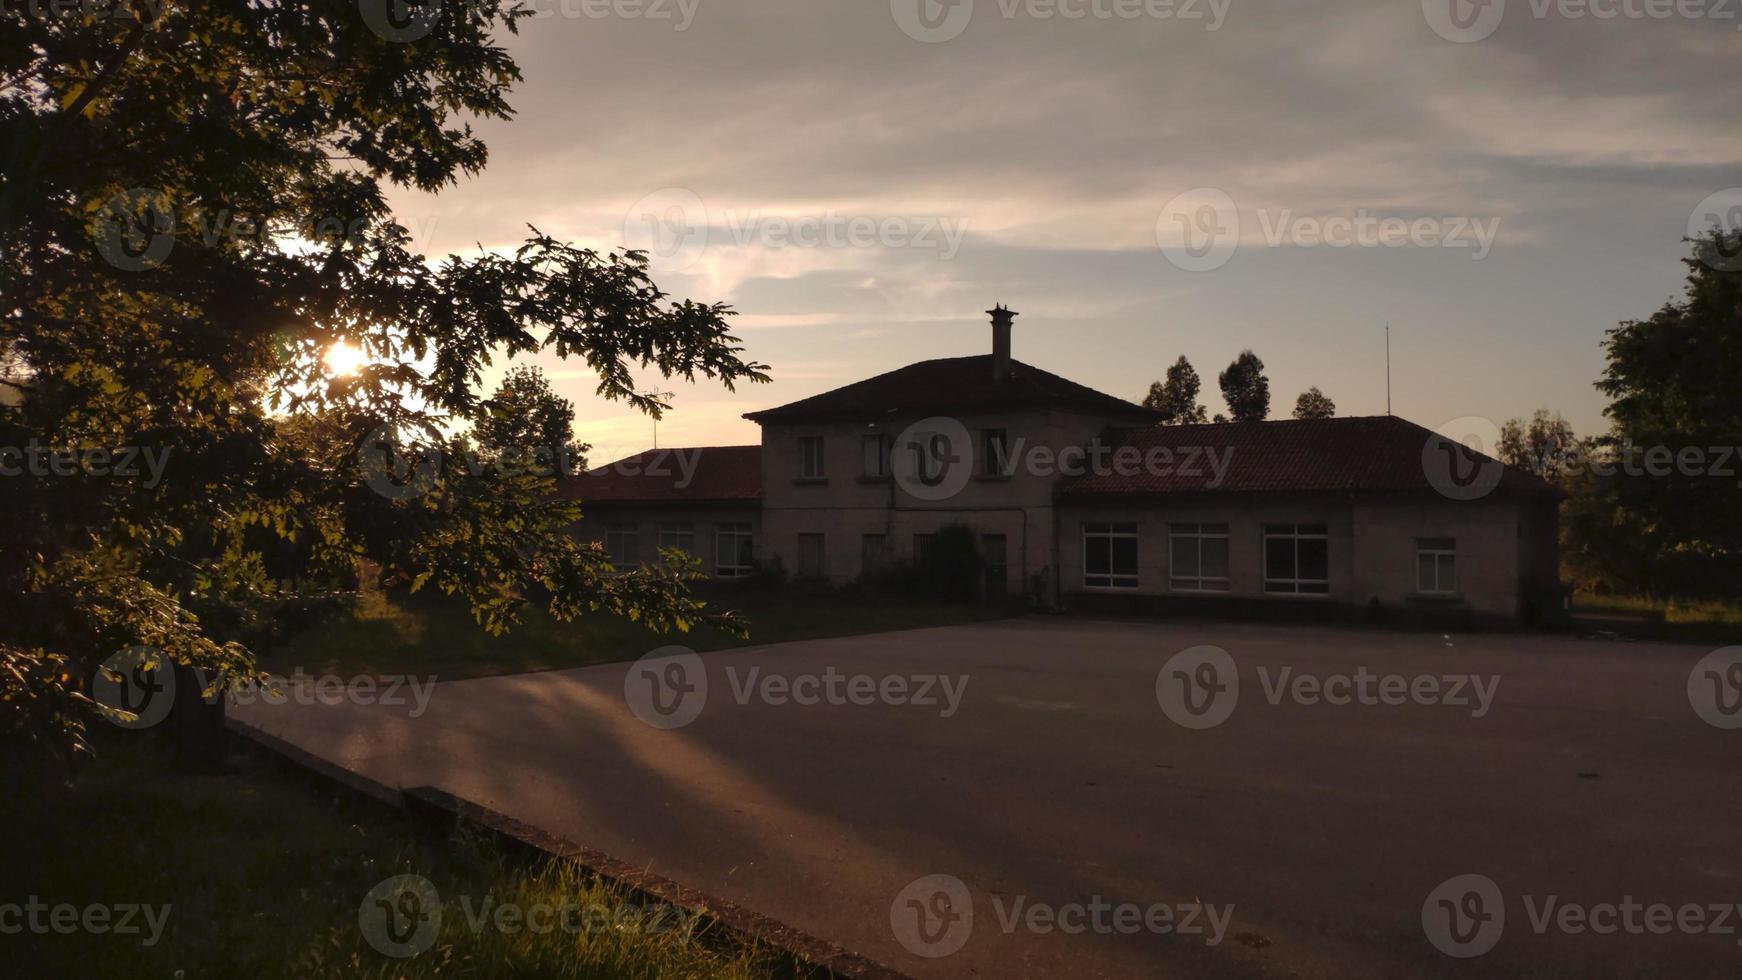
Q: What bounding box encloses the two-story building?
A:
[566,307,1563,623]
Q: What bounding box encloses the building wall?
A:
[1056,495,1538,620]
[757,408,1127,589]
[570,505,762,577]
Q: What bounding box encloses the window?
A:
[1083,523,1139,589]
[862,434,892,479]
[1170,523,1230,592]
[861,534,888,577]
[1417,538,1457,594]
[605,524,639,569]
[798,436,825,479]
[981,533,1009,597]
[981,428,1010,477]
[913,533,934,563]
[797,533,826,580]
[715,524,754,578]
[657,522,694,556]
[1264,524,1330,594]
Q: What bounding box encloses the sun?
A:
[323,341,369,377]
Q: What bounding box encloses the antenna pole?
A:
[1385,323,1392,416]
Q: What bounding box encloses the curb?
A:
[225,718,911,980]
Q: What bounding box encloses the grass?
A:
[259,578,1016,681]
[1569,592,1742,644]
[0,731,784,979]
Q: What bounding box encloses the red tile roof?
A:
[1056,416,1562,500]
[557,446,761,504]
[743,355,1162,424]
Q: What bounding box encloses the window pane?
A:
[1418,552,1435,591]
[1112,536,1138,576]
[1265,536,1294,581]
[1438,553,1457,591]
[1299,537,1329,581]
[1085,536,1111,576]
[1171,535,1200,579]
[1201,535,1230,579]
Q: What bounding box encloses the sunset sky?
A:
[382,0,1742,465]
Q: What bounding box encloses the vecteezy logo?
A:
[623,646,708,729]
[1422,873,1505,957]
[1156,645,1239,730]
[1688,189,1742,273]
[1422,416,1505,502]
[1422,0,1505,43]
[891,874,973,958]
[1689,647,1742,730]
[1155,188,1239,272]
[360,874,442,958]
[622,188,708,272]
[357,423,443,501]
[890,0,974,43]
[891,416,973,502]
[92,646,177,730]
[360,0,444,43]
[91,188,176,272]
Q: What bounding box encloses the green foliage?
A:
[469,365,588,473]
[1498,409,1576,480]
[1291,386,1335,420]
[1217,349,1270,422]
[1142,355,1208,424]
[0,1,767,766]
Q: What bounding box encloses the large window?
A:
[982,533,1009,597]
[862,434,892,479]
[605,524,639,569]
[1417,538,1458,594]
[657,522,694,556]
[716,524,754,578]
[981,428,1011,477]
[1170,523,1230,592]
[1264,524,1329,594]
[1083,523,1139,589]
[798,436,825,479]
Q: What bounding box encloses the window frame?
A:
[657,522,695,556]
[1416,537,1458,595]
[1262,523,1331,596]
[861,433,892,479]
[715,523,755,578]
[604,524,639,570]
[1168,522,1231,593]
[1082,522,1140,590]
[981,428,1011,477]
[797,532,826,580]
[798,436,826,480]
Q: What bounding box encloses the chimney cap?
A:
[986,303,1019,320]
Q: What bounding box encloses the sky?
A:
[382,0,1742,465]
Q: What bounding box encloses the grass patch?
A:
[260,578,1015,681]
[1570,592,1742,644]
[0,731,783,979]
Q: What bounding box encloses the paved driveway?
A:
[232,619,1740,979]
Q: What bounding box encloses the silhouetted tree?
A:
[1292,387,1336,420]
[1498,410,1576,481]
[1218,350,1270,422]
[1142,356,1209,424]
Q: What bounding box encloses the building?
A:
[566,307,1563,623]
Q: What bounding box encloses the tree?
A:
[1498,410,1577,482]
[1587,229,1742,595]
[1142,356,1209,424]
[470,366,589,475]
[1292,387,1335,420]
[0,2,768,768]
[1218,350,1270,422]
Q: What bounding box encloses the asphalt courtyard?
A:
[231,618,1741,979]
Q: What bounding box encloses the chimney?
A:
[988,304,1018,380]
